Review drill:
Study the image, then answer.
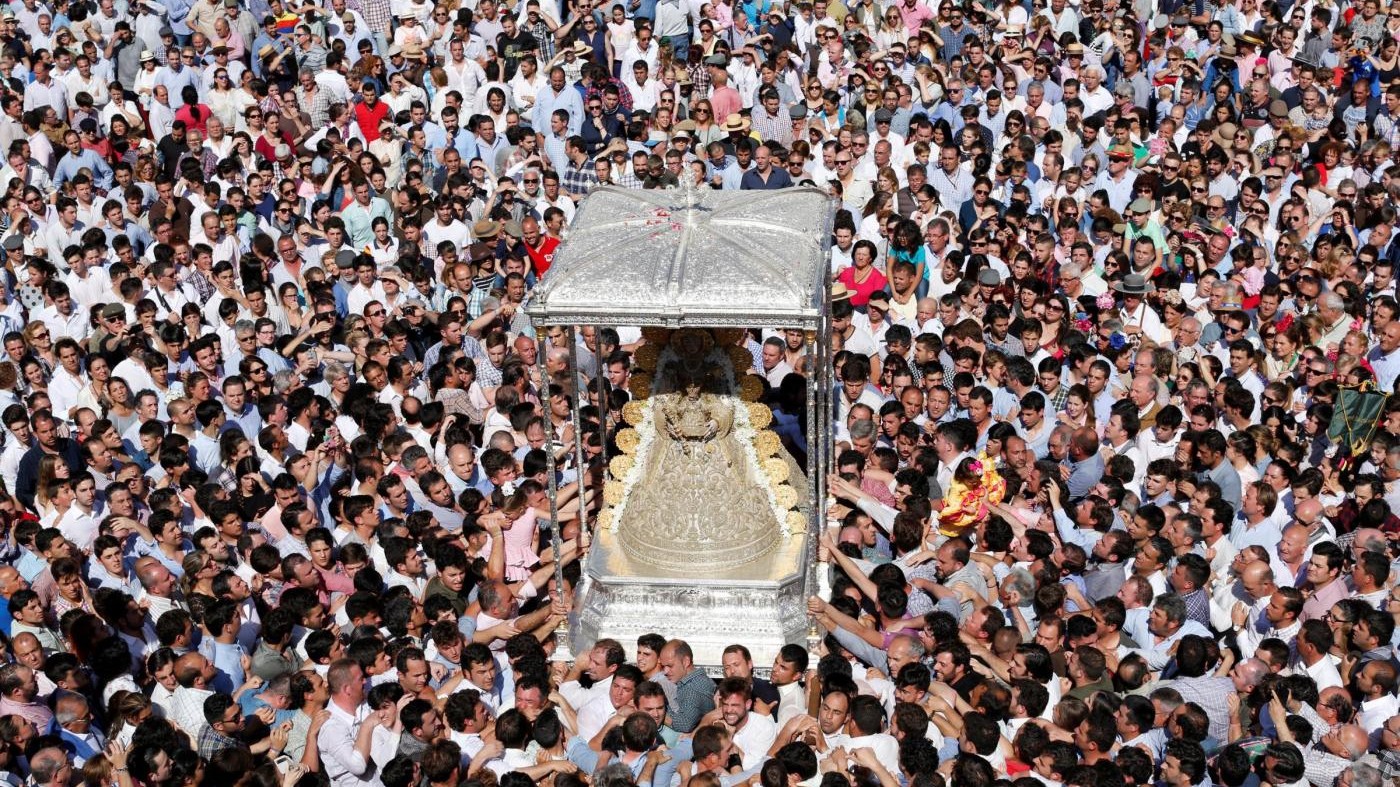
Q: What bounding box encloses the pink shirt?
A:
[0,696,53,731]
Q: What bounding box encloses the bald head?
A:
[447,443,473,464]
[1279,525,1310,563]
[1240,560,1274,584]
[137,562,174,596]
[1295,498,1323,527]
[1232,658,1268,690]
[1129,375,1160,408]
[0,566,24,596]
[174,652,210,688]
[1331,724,1370,759]
[1354,527,1388,557]
[11,632,40,665]
[1240,560,1276,601]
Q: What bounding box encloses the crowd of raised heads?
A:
[9,1,1400,787]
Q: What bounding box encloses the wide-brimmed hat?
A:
[1239,31,1266,48]
[473,219,501,238]
[402,42,426,60]
[570,40,591,56]
[1212,121,1239,149]
[721,113,751,132]
[467,242,496,263]
[1107,144,1134,161]
[1113,273,1156,296]
[831,282,852,302]
[140,49,156,62]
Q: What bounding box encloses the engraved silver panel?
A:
[573,526,812,669]
[523,185,837,329]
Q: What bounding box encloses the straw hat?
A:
[831,282,852,302]
[1239,30,1266,48]
[1212,122,1239,149]
[720,113,751,132]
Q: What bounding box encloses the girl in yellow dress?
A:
[937,455,1006,539]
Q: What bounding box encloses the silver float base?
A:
[572,526,812,670]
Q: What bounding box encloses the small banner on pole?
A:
[1328,384,1388,456]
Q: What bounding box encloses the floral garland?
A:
[732,400,796,539]
[600,397,657,534]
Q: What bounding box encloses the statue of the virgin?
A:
[615,348,785,573]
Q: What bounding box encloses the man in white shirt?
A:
[319,659,385,787]
[347,258,389,320]
[713,678,777,771]
[38,284,91,341]
[48,338,88,423]
[558,639,623,710]
[758,337,795,388]
[1355,660,1400,748]
[575,664,643,743]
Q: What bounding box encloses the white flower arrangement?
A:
[607,397,657,533]
[733,400,793,540]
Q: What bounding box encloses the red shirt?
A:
[524,236,560,277]
[174,103,213,135]
[353,100,390,145]
[254,131,293,162]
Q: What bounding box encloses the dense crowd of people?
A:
[6,0,1400,787]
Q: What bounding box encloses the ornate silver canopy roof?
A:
[524,185,836,329]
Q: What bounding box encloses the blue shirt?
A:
[1065,452,1104,499]
[54,149,113,190]
[154,65,200,109]
[1204,459,1243,509]
[444,128,481,163]
[740,167,792,190]
[15,549,45,582]
[204,639,245,695]
[166,0,193,35]
[533,86,586,137]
